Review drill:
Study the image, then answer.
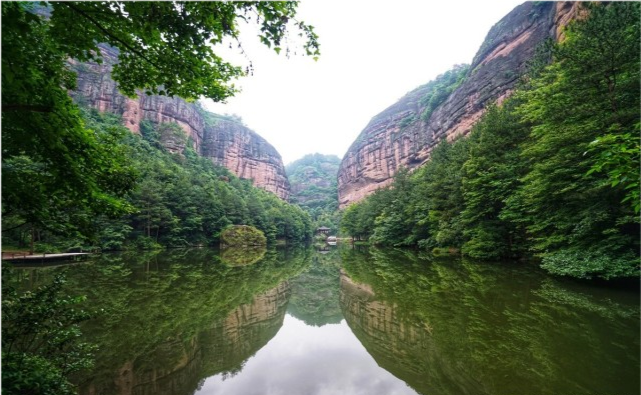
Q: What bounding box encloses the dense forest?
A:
[3,107,313,251]
[286,153,341,234]
[341,2,640,280]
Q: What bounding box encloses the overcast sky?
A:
[203,0,525,166]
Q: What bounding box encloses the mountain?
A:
[286,153,341,214]
[69,44,290,200]
[337,2,581,207]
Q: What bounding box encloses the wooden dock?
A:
[2,252,92,263]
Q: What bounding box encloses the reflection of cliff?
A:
[80,282,290,395]
[339,271,483,395]
[339,248,640,395]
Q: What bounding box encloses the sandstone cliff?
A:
[201,115,291,201]
[337,2,581,207]
[70,45,290,200]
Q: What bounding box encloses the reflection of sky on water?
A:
[196,314,418,395]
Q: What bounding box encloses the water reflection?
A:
[5,246,638,395]
[339,247,640,395]
[287,248,343,326]
[8,247,311,395]
[220,246,266,266]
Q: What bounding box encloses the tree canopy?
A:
[286,153,341,233]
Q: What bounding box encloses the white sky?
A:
[203,0,525,166]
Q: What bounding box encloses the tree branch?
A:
[63,3,162,71]
[1,221,29,232]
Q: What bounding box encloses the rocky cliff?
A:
[337,2,581,207]
[70,45,290,200]
[201,115,291,201]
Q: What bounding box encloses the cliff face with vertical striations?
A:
[70,44,290,200]
[202,117,291,201]
[337,2,581,207]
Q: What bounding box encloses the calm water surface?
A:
[7,246,639,395]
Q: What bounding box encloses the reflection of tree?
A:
[10,247,312,395]
[340,247,640,395]
[221,246,267,266]
[287,249,343,326]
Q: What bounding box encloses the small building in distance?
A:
[316,226,331,236]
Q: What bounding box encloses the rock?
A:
[337,2,581,208]
[202,117,290,201]
[70,44,290,200]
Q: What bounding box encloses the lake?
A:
[6,246,639,395]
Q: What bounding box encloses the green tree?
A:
[2,272,95,395]
[460,101,529,259]
[507,2,639,279]
[415,138,471,249]
[286,153,341,232]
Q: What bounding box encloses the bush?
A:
[220,225,267,247]
[2,272,95,395]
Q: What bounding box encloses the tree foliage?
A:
[3,108,313,251]
[418,64,469,122]
[2,271,95,395]
[35,1,319,100]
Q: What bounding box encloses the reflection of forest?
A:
[339,248,640,395]
[287,249,343,326]
[8,248,311,395]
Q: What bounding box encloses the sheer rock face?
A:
[70,45,290,200]
[337,2,580,208]
[202,119,291,201]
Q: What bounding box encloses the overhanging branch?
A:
[64,3,162,71]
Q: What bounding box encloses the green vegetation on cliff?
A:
[286,153,341,233]
[418,64,469,122]
[341,2,640,280]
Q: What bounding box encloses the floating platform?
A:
[2,252,92,264]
